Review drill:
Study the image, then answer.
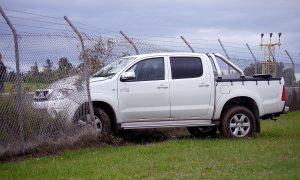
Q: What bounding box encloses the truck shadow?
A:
[117,128,220,144]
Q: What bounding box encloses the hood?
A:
[90,77,108,83]
[48,75,80,89]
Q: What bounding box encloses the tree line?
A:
[5,58,298,87]
[244,62,299,87]
[4,38,116,84]
[3,36,299,87]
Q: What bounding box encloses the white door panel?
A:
[118,81,170,121]
[118,57,170,122]
[169,56,212,119]
[170,78,211,118]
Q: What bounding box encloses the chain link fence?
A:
[1,8,300,159]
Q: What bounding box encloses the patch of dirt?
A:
[0,128,191,163]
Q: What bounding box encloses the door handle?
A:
[157,85,168,89]
[199,84,210,87]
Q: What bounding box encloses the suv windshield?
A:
[93,57,136,78]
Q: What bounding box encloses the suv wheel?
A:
[75,107,111,134]
[220,106,255,138]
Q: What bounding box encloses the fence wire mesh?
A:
[0,9,300,158]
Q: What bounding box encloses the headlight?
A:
[48,88,74,100]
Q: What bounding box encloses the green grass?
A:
[1,111,300,179]
[4,82,48,93]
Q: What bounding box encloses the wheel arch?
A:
[218,96,261,133]
[93,101,118,133]
[73,101,118,133]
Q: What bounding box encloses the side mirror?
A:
[120,72,136,82]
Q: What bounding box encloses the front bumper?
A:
[32,98,80,122]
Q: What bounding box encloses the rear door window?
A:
[170,57,203,79]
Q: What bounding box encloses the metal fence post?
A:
[0,6,25,153]
[180,36,195,52]
[218,39,231,74]
[285,50,295,87]
[64,16,96,126]
[120,31,139,55]
[246,43,258,74]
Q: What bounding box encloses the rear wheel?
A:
[187,126,217,138]
[220,106,255,138]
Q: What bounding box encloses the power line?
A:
[3,8,119,36]
[0,8,252,46]
[3,8,62,20]
[0,22,73,32]
[182,37,221,42]
[73,27,118,38]
[123,33,181,39]
[72,21,119,35]
[7,15,67,26]
[0,28,11,32]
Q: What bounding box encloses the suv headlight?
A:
[48,88,74,100]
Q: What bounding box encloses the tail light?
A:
[281,85,286,101]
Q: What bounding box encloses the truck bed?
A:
[216,76,281,83]
[214,75,285,119]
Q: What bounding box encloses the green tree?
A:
[243,62,285,77]
[244,62,262,76]
[24,62,40,83]
[6,70,16,82]
[57,57,73,78]
[44,59,54,75]
[30,62,39,76]
[243,62,297,86]
[43,59,55,83]
[276,62,285,77]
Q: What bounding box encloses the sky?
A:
[0,0,300,69]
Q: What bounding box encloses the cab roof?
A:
[126,52,206,59]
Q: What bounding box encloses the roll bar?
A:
[212,53,245,78]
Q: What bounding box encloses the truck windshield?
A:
[93,57,136,78]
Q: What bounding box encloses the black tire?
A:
[94,107,111,135]
[187,126,217,138]
[74,106,111,135]
[220,106,255,138]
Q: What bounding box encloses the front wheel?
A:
[75,106,111,134]
[220,106,255,138]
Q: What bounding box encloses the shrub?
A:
[0,95,99,160]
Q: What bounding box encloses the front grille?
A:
[33,89,51,102]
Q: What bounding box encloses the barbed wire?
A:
[3,8,63,20]
[1,9,299,64]
[7,15,68,26]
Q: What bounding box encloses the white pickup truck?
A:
[33,52,289,138]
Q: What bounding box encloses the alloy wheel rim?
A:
[229,113,250,137]
[78,114,103,132]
